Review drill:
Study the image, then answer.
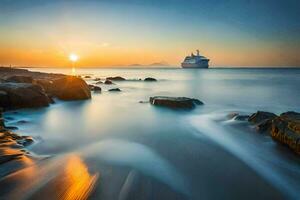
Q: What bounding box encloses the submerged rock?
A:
[144,77,157,82]
[106,76,126,81]
[0,83,52,110]
[93,86,102,92]
[94,78,101,81]
[271,111,300,155]
[149,96,203,109]
[108,88,121,92]
[104,80,113,85]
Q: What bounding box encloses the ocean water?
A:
[2,68,300,200]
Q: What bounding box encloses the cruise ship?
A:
[181,50,209,68]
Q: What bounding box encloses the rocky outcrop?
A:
[5,75,33,83]
[0,83,52,110]
[149,96,203,109]
[0,67,91,104]
[144,77,157,82]
[248,110,300,155]
[108,88,121,92]
[271,112,300,155]
[106,76,126,81]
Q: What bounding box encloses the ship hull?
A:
[181,63,209,68]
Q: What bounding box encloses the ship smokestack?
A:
[196,50,199,56]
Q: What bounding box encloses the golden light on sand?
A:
[69,53,79,62]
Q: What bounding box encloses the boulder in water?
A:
[271,111,300,155]
[149,96,203,109]
[47,76,91,100]
[106,76,126,81]
[108,88,121,92]
[144,77,157,82]
[93,86,102,92]
[104,80,113,85]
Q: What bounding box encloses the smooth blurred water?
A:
[3,68,300,200]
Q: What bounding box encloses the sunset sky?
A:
[0,0,299,67]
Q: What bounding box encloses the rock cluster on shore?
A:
[0,67,91,110]
[248,111,300,155]
[0,109,33,165]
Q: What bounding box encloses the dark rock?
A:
[248,111,277,124]
[0,90,9,109]
[93,86,102,92]
[88,84,95,90]
[104,80,113,85]
[5,75,33,83]
[149,96,203,109]
[94,78,101,81]
[0,83,52,110]
[271,111,300,154]
[0,67,91,103]
[106,76,126,81]
[17,136,34,146]
[144,77,157,82]
[0,117,4,130]
[84,75,91,78]
[108,88,121,92]
[257,119,273,133]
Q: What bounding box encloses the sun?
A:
[69,53,79,62]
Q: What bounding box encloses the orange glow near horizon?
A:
[1,40,299,67]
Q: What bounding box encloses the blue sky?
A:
[0,0,299,67]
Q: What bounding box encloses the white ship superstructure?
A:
[181,50,209,68]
